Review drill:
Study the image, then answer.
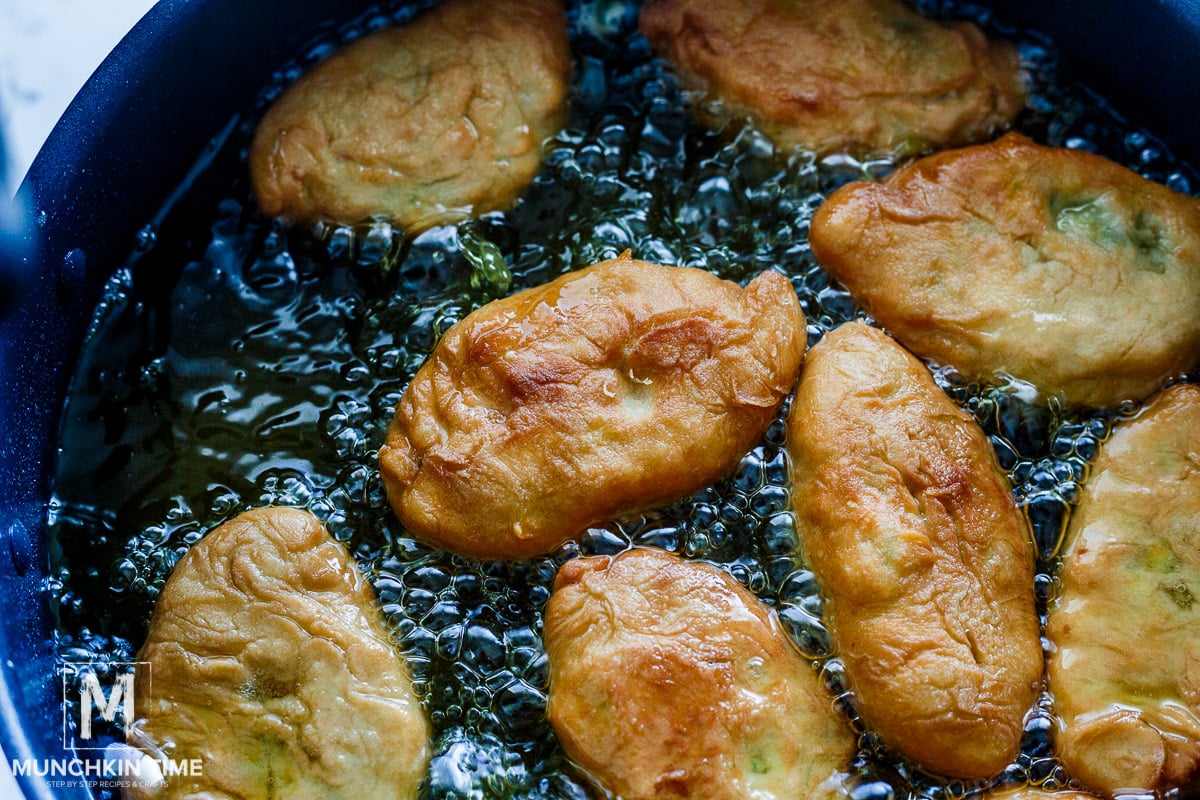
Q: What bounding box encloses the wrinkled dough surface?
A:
[809,132,1200,408]
[543,547,855,800]
[128,507,430,800]
[1047,384,1200,797]
[639,0,1023,157]
[787,322,1041,779]
[379,253,806,559]
[249,0,570,230]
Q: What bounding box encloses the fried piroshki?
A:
[787,322,1041,778]
[380,253,805,559]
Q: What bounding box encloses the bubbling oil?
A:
[46,0,1199,798]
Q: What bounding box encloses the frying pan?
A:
[2,0,1199,797]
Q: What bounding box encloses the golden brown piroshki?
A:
[250,0,570,231]
[380,252,806,559]
[544,547,855,800]
[809,132,1200,407]
[128,507,429,800]
[639,0,1023,157]
[787,322,1042,779]
[1047,383,1200,797]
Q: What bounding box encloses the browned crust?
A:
[544,548,855,799]
[1048,383,1200,797]
[639,0,1024,157]
[130,507,429,799]
[809,132,1200,408]
[249,0,570,230]
[379,252,806,559]
[787,322,1042,779]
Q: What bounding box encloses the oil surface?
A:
[46,1,1200,798]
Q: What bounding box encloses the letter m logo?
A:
[80,672,132,740]
[64,662,148,750]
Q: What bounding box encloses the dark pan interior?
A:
[1,0,1198,797]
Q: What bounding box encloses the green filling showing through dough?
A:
[1051,194,1170,272]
